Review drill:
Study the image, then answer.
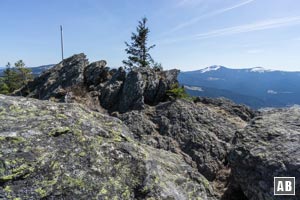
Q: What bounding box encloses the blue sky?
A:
[1,0,300,71]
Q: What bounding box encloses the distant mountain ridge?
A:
[179,66,300,108]
[0,64,54,77]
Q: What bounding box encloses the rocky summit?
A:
[16,53,179,113]
[2,54,300,199]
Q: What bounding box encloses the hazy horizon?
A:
[1,0,300,71]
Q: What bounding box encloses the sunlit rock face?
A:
[0,95,216,200]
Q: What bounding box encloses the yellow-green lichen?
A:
[121,187,131,199]
[104,122,114,127]
[110,128,123,142]
[49,127,70,137]
[4,185,12,193]
[10,137,26,144]
[13,164,34,174]
[35,187,47,198]
[0,163,34,182]
[202,178,210,189]
[39,178,59,189]
[9,105,23,113]
[50,161,60,170]
[78,152,86,157]
[73,129,83,136]
[63,176,85,188]
[154,176,160,184]
[0,107,6,115]
[0,136,25,144]
[56,113,68,120]
[257,153,266,158]
[99,188,108,195]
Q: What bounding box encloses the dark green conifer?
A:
[123,17,156,69]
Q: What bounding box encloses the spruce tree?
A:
[14,60,33,87]
[0,78,9,94]
[123,17,156,69]
[3,62,19,93]
[0,60,33,94]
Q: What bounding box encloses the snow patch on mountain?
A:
[267,89,294,95]
[249,67,275,73]
[267,90,278,94]
[184,85,203,92]
[199,65,222,73]
[207,77,220,81]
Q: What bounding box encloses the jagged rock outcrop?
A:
[229,107,300,200]
[0,95,216,200]
[18,53,179,113]
[117,98,255,199]
[18,53,88,100]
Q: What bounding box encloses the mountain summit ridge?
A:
[1,53,299,199]
[179,65,300,108]
[184,65,300,73]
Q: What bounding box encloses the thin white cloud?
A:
[194,16,300,39]
[160,16,300,44]
[171,0,255,33]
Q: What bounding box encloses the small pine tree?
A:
[0,60,33,94]
[123,17,156,69]
[166,83,189,99]
[0,78,9,94]
[14,60,33,87]
[3,62,19,93]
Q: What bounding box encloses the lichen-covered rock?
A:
[229,107,300,199]
[0,95,216,200]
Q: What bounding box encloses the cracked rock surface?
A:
[0,95,216,200]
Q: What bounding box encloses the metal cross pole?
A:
[60,25,64,61]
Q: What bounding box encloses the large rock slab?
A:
[229,107,300,199]
[0,95,216,200]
